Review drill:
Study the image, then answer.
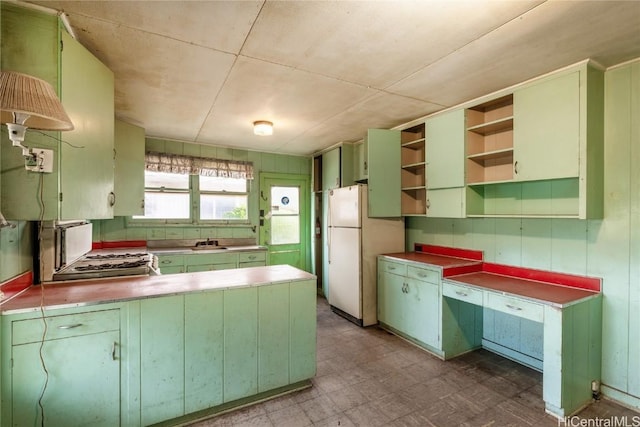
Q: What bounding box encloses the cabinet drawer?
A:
[407,265,439,284]
[187,252,238,266]
[238,251,266,263]
[442,281,483,306]
[13,309,120,345]
[157,254,184,267]
[159,266,184,275]
[484,292,544,323]
[379,259,407,276]
[239,261,266,268]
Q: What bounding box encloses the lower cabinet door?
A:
[258,283,290,392]
[405,278,440,348]
[185,292,224,413]
[140,295,185,426]
[12,331,121,427]
[378,272,406,331]
[224,287,258,402]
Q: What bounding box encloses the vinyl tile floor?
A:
[187,296,639,427]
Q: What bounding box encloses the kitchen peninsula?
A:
[0,265,317,427]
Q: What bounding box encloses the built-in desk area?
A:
[378,244,602,419]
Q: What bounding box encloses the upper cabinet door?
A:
[60,31,115,219]
[367,129,401,217]
[322,147,341,191]
[114,120,145,216]
[513,71,580,182]
[426,109,465,189]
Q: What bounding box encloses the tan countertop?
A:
[1,265,315,315]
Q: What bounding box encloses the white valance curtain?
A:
[145,151,254,179]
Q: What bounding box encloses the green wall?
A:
[406,59,640,408]
[93,138,312,244]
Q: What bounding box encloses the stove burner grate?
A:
[85,253,148,260]
[75,260,149,271]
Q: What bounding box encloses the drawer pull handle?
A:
[417,273,427,278]
[455,291,468,297]
[248,255,256,260]
[112,342,117,361]
[506,304,522,311]
[388,266,396,271]
[161,260,172,264]
[58,323,83,329]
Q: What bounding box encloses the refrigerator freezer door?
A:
[328,226,361,320]
[329,185,361,228]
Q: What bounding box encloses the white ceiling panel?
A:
[20,0,640,156]
[195,56,377,151]
[242,1,543,89]
[388,0,640,107]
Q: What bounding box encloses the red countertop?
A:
[384,244,601,308]
[444,271,599,307]
[1,265,315,315]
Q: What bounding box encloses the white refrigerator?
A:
[327,184,405,326]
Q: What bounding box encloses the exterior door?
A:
[259,173,310,271]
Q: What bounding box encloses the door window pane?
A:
[270,186,299,245]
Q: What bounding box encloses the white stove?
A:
[40,221,158,282]
[53,252,157,281]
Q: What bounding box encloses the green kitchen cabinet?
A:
[513,72,580,181]
[238,251,267,268]
[185,252,238,272]
[465,62,603,219]
[377,260,407,332]
[366,129,401,217]
[184,291,224,413]
[378,259,440,350]
[114,119,145,216]
[140,295,185,425]
[353,140,366,182]
[0,3,115,220]
[425,109,466,218]
[322,147,341,191]
[258,283,290,391]
[289,279,317,382]
[1,307,123,427]
[224,286,259,402]
[157,254,186,274]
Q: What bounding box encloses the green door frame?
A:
[259,172,311,272]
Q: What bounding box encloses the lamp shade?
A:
[0,71,74,131]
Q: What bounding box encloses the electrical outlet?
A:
[25,148,54,173]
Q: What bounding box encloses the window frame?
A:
[129,171,251,226]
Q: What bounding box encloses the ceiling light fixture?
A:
[1,70,74,155]
[253,120,273,136]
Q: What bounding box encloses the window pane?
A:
[271,187,299,215]
[200,194,248,220]
[271,216,300,245]
[200,175,246,192]
[145,171,189,189]
[137,192,190,219]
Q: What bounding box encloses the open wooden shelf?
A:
[466,94,514,185]
[400,123,426,215]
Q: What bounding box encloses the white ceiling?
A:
[25,0,640,156]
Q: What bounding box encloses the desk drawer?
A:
[407,265,439,284]
[442,281,483,305]
[484,292,544,323]
[379,259,407,276]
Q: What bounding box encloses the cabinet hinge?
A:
[59,192,63,202]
